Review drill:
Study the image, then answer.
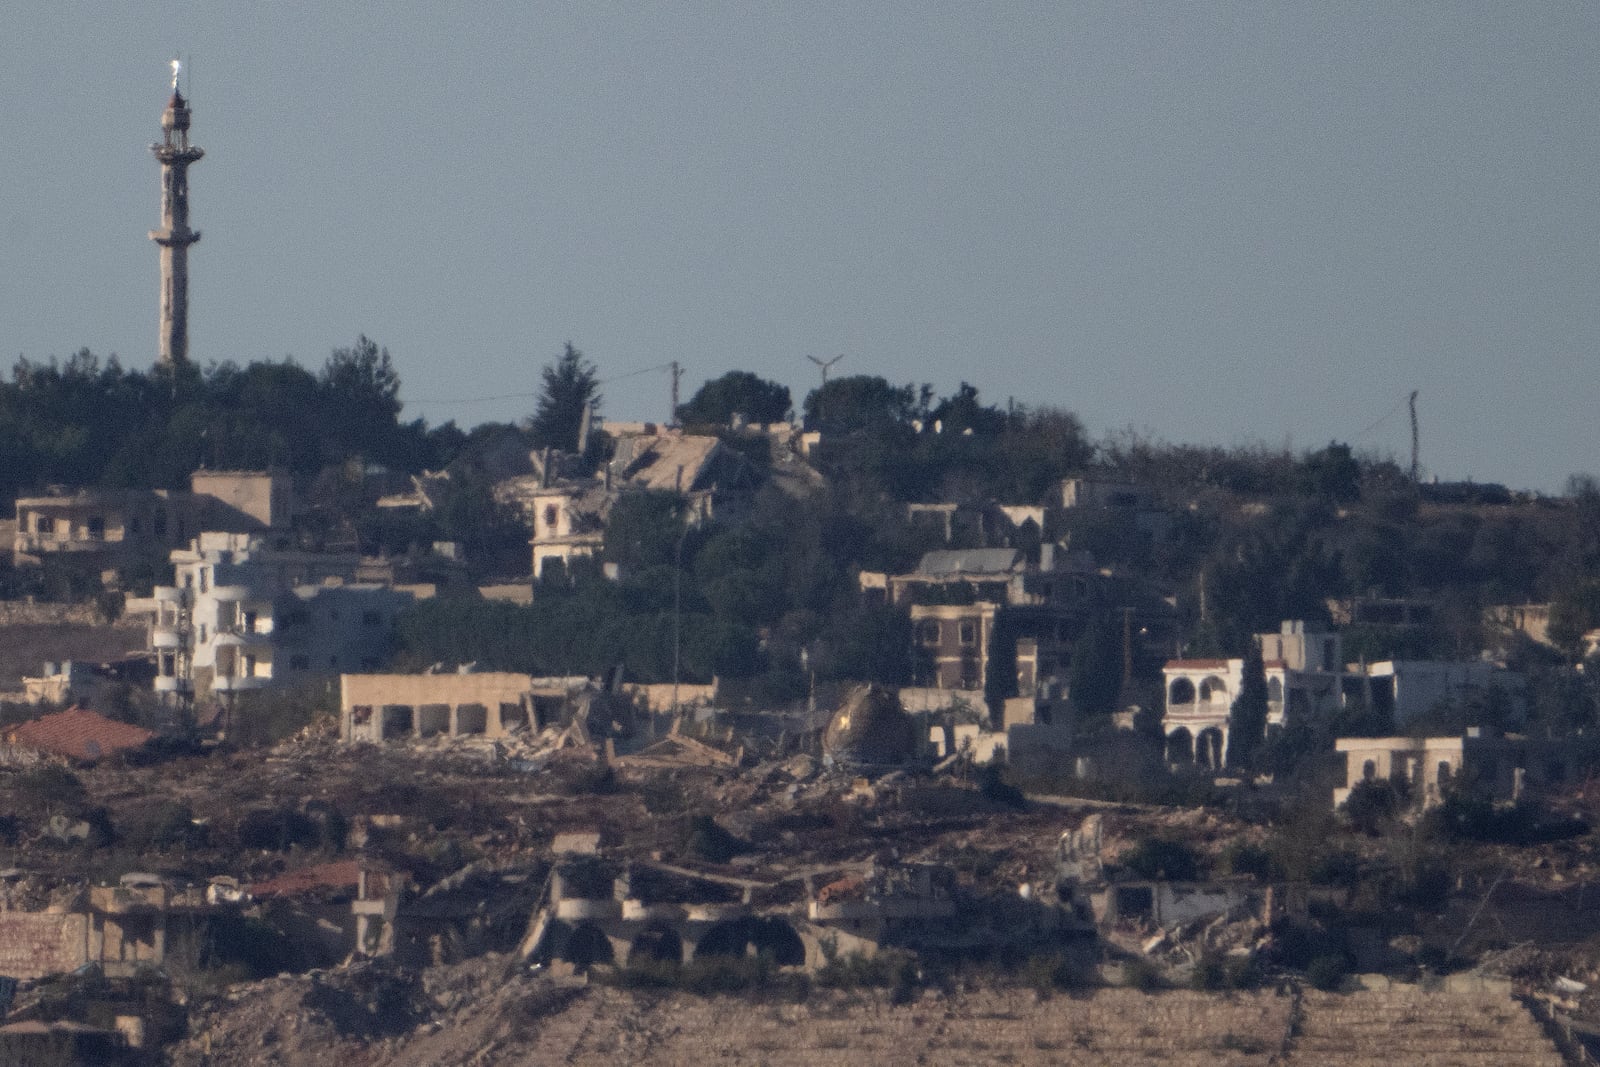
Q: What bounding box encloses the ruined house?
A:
[340,671,590,743]
[13,469,294,570]
[498,429,761,580]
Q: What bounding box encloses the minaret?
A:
[149,60,204,366]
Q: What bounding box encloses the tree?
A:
[530,343,600,452]
[802,375,915,434]
[1228,642,1269,771]
[1067,613,1123,715]
[679,371,791,427]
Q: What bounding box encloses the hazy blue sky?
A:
[4,4,1597,492]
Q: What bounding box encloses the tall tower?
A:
[149,61,203,366]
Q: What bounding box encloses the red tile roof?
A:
[4,706,154,762]
[1164,659,1232,670]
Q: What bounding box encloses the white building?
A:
[126,533,413,701]
[1162,620,1524,770]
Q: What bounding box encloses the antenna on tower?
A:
[1408,390,1420,483]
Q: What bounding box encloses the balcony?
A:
[210,585,251,603]
[213,629,272,647]
[151,627,185,650]
[212,675,271,693]
[153,676,191,694]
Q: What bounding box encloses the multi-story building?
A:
[14,470,293,569]
[127,532,412,702]
[1162,620,1524,769]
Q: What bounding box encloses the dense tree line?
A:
[0,339,444,501]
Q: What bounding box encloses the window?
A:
[917,620,940,645]
[199,568,208,593]
[543,504,558,529]
[198,624,207,643]
[243,610,257,633]
[959,621,977,646]
[243,654,257,676]
[87,517,105,539]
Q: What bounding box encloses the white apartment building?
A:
[127,533,413,701]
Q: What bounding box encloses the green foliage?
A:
[803,375,916,434]
[604,491,685,571]
[815,949,919,992]
[1306,954,1348,991]
[1067,612,1123,715]
[1227,643,1269,771]
[1119,837,1201,881]
[1192,950,1262,991]
[1021,952,1090,994]
[679,370,791,426]
[530,343,600,453]
[0,342,446,501]
[1425,792,1586,845]
[685,814,745,863]
[16,764,87,816]
[1340,778,1408,835]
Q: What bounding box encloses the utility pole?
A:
[1408,390,1420,483]
[669,360,682,427]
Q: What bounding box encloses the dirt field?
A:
[168,958,1565,1067]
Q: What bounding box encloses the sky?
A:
[3,3,1598,493]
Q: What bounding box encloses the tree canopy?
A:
[530,343,600,453]
[679,371,791,427]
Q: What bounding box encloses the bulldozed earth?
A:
[4,724,1600,1063]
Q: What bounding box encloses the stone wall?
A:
[0,912,89,979]
[0,601,107,626]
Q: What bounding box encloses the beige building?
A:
[341,672,589,742]
[499,430,761,580]
[14,470,293,568]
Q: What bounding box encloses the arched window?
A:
[1362,759,1377,781]
[1267,677,1283,703]
[1169,678,1196,705]
[1199,676,1228,704]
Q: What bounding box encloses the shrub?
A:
[1218,842,1275,879]
[1022,953,1089,994]
[15,765,87,815]
[1306,954,1348,991]
[1192,951,1262,992]
[685,815,744,864]
[1119,837,1200,881]
[1341,779,1407,835]
[815,950,918,991]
